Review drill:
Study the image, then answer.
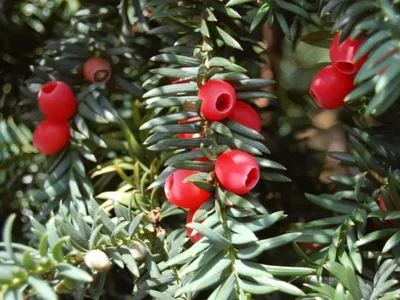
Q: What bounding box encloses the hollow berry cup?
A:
[228,101,261,132]
[38,81,77,121]
[186,209,202,243]
[177,117,202,139]
[330,32,367,74]
[215,149,260,194]
[83,57,112,83]
[198,80,236,121]
[165,169,211,210]
[33,120,70,155]
[309,65,354,110]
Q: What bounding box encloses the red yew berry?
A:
[298,242,325,250]
[186,209,202,243]
[379,195,395,227]
[33,120,70,155]
[198,80,236,121]
[177,117,202,139]
[191,149,210,162]
[38,81,77,121]
[165,169,211,210]
[83,57,112,83]
[228,101,261,132]
[330,32,367,74]
[309,65,354,110]
[215,149,260,194]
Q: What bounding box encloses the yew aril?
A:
[330,32,367,74]
[379,195,395,227]
[165,169,211,210]
[33,120,70,155]
[298,242,325,250]
[38,81,77,121]
[83,57,112,83]
[198,80,236,121]
[186,209,202,243]
[215,149,260,194]
[177,117,202,139]
[191,149,210,162]
[228,101,261,131]
[309,65,354,110]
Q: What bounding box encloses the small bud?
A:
[129,240,147,261]
[84,250,111,272]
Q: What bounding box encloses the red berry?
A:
[298,242,325,250]
[186,209,202,243]
[191,149,210,162]
[330,33,367,74]
[177,117,202,139]
[33,120,70,155]
[83,57,112,83]
[215,149,260,194]
[38,81,77,121]
[379,195,394,227]
[132,25,139,32]
[310,65,354,109]
[165,169,211,210]
[198,80,236,121]
[228,101,261,132]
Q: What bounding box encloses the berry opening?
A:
[335,61,355,74]
[42,82,57,94]
[245,168,258,188]
[215,93,232,112]
[94,70,110,82]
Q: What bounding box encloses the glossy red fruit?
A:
[191,149,209,162]
[177,117,202,139]
[379,195,394,227]
[38,81,77,121]
[33,120,70,155]
[198,80,236,121]
[215,149,260,194]
[298,242,325,250]
[83,57,112,83]
[330,32,367,74]
[228,101,261,132]
[165,169,211,210]
[186,209,202,243]
[310,65,354,110]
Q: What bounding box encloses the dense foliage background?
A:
[1,0,399,299]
